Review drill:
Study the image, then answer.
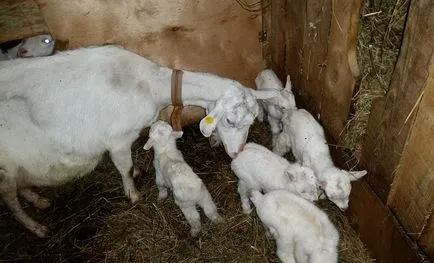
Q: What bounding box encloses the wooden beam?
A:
[300,0,332,115]
[387,55,434,261]
[346,179,426,263]
[269,0,332,114]
[261,0,272,67]
[360,0,434,201]
[0,0,49,43]
[320,0,362,142]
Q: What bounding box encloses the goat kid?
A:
[144,121,223,236]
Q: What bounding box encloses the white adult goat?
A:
[231,142,319,213]
[249,189,339,263]
[0,34,55,60]
[0,45,278,237]
[144,121,223,236]
[274,108,367,210]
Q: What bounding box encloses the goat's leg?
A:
[276,238,296,263]
[154,164,168,200]
[237,180,252,214]
[0,169,48,237]
[110,149,140,203]
[18,188,51,209]
[197,187,223,223]
[177,203,201,237]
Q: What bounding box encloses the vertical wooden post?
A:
[361,0,434,202]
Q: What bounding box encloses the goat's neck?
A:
[154,68,236,110]
[311,155,335,178]
[154,142,183,161]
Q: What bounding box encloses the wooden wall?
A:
[265,0,433,262]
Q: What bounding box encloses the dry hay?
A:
[343,0,409,155]
[0,121,373,263]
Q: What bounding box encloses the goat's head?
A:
[143,121,183,151]
[285,164,320,202]
[255,70,296,118]
[18,34,55,58]
[320,168,367,211]
[199,85,279,159]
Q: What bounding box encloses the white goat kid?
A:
[275,109,367,210]
[144,121,223,237]
[231,142,319,214]
[0,34,55,60]
[255,70,296,145]
[249,189,339,263]
[0,45,278,237]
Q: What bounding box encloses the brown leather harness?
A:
[170,69,184,131]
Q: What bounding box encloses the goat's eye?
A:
[43,38,52,44]
[225,117,234,127]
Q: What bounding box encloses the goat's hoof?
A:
[211,214,224,224]
[190,227,201,237]
[35,198,52,210]
[129,191,141,203]
[34,225,50,238]
[157,191,168,201]
[133,168,141,178]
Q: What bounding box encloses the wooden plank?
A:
[300,0,332,115]
[387,56,434,261]
[346,179,426,263]
[321,0,362,142]
[360,0,434,202]
[269,0,332,115]
[261,0,272,66]
[269,0,291,78]
[420,214,434,260]
[0,0,49,43]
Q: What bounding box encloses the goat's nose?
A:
[238,143,245,153]
[228,151,238,159]
[18,48,28,57]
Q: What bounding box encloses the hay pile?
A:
[343,0,409,155]
[0,121,373,262]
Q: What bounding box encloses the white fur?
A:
[275,109,367,210]
[231,142,319,214]
[0,34,55,60]
[249,189,339,263]
[0,45,278,237]
[144,121,223,237]
[255,70,296,147]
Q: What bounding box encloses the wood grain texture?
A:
[346,179,426,263]
[387,55,434,261]
[361,0,434,202]
[0,0,49,43]
[269,0,332,115]
[36,0,265,124]
[320,0,361,142]
[420,214,434,260]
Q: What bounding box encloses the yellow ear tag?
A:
[204,116,215,125]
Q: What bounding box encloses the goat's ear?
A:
[200,103,223,137]
[284,75,292,92]
[285,170,297,182]
[250,89,279,100]
[143,138,154,150]
[172,131,183,139]
[349,170,367,181]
